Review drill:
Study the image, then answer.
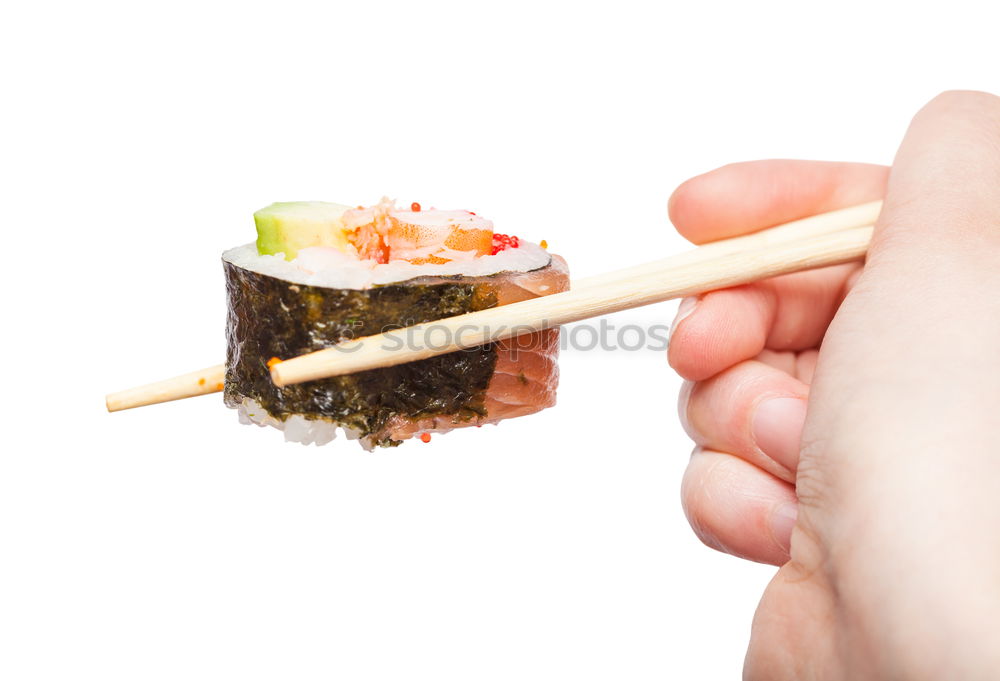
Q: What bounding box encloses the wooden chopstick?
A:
[270,223,874,387]
[572,200,881,290]
[105,364,225,412]
[105,199,881,410]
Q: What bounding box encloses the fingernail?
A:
[770,501,798,552]
[752,397,808,470]
[668,296,699,347]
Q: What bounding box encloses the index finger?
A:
[668,160,889,244]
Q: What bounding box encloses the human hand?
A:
[668,91,1000,680]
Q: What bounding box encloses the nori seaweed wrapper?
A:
[223,261,515,447]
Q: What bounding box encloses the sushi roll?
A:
[223,198,569,449]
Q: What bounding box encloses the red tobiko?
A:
[490,233,520,255]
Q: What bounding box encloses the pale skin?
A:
[667,91,1000,680]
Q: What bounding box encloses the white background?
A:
[1,1,997,678]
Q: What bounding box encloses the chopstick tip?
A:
[269,363,288,387]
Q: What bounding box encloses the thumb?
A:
[796,89,1000,566]
[872,90,1000,264]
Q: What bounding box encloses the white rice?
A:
[237,397,371,450]
[222,240,551,289]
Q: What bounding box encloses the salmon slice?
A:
[343,201,495,264]
[370,255,569,445]
[388,209,494,259]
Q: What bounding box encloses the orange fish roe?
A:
[420,432,431,443]
[266,356,282,368]
[215,383,224,391]
[411,202,421,212]
[198,377,206,386]
[540,239,548,249]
